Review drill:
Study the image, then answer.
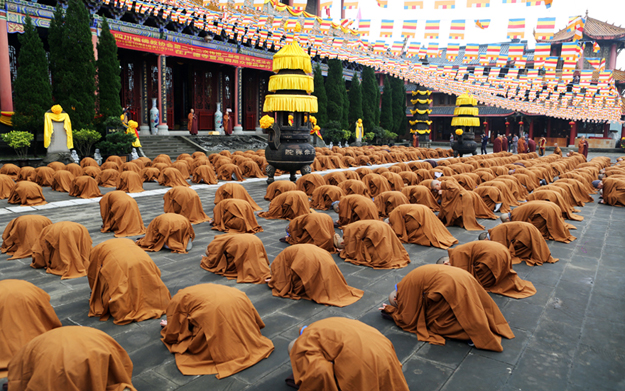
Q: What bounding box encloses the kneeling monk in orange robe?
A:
[88,238,170,325]
[287,317,409,391]
[100,190,147,237]
[268,244,363,307]
[214,182,262,211]
[136,213,195,254]
[258,190,311,220]
[439,241,536,299]
[296,173,326,196]
[597,177,625,206]
[432,180,494,231]
[283,212,337,253]
[264,181,297,201]
[401,185,440,211]
[6,326,137,391]
[310,184,345,210]
[160,284,274,378]
[0,280,62,378]
[501,200,576,243]
[1,215,52,260]
[337,220,410,269]
[212,199,263,233]
[0,174,15,199]
[334,194,378,227]
[201,233,270,283]
[381,265,514,351]
[159,167,190,187]
[480,222,558,266]
[8,181,46,206]
[387,204,458,249]
[374,191,410,218]
[164,186,212,224]
[117,171,144,193]
[69,176,102,198]
[30,221,92,279]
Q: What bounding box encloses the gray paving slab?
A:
[1,152,624,390]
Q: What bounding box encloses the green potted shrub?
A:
[1,131,34,163]
[72,128,102,158]
[96,131,135,161]
[102,116,125,135]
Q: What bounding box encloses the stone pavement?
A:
[1,152,624,391]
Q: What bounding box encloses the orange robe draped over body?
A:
[69,176,102,198]
[339,220,410,269]
[30,221,92,279]
[268,244,363,307]
[438,180,490,230]
[201,233,271,283]
[100,190,146,237]
[8,181,46,206]
[487,222,558,266]
[1,215,52,260]
[212,199,263,233]
[510,201,576,243]
[214,183,262,211]
[163,186,212,224]
[136,213,195,254]
[337,194,379,227]
[258,190,311,220]
[602,178,625,206]
[388,204,458,249]
[286,213,337,253]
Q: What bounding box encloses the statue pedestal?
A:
[255,127,264,135]
[157,124,169,135]
[139,125,151,136]
[48,121,70,154]
[233,125,243,135]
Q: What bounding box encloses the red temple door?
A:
[120,58,141,122]
[192,65,217,130]
[244,69,258,130]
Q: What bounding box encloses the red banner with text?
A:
[112,31,272,71]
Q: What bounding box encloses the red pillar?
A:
[603,123,609,138]
[569,121,577,146]
[484,120,490,138]
[546,118,552,137]
[505,121,510,137]
[528,119,534,139]
[234,66,240,127]
[0,11,14,112]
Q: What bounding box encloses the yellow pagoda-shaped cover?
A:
[451,92,480,128]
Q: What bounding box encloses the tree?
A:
[347,75,362,133]
[390,76,407,135]
[12,16,52,135]
[311,64,327,127]
[361,66,379,131]
[48,3,66,103]
[341,77,349,130]
[49,0,96,130]
[325,59,344,125]
[379,75,393,131]
[96,17,122,122]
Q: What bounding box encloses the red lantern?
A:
[505,121,510,126]
[519,121,524,125]
[569,121,576,127]
[483,120,488,125]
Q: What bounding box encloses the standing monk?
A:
[187,108,198,135]
[539,137,547,156]
[493,134,502,153]
[517,136,527,153]
[501,135,508,153]
[578,135,589,158]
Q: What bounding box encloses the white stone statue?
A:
[150,98,159,135]
[338,142,343,148]
[94,149,103,165]
[131,148,139,161]
[70,150,80,164]
[329,142,333,149]
[345,142,349,147]
[214,102,224,134]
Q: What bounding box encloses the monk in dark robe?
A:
[136,213,195,254]
[334,194,379,227]
[337,220,410,269]
[0,174,15,199]
[100,190,147,237]
[264,181,296,201]
[30,221,92,279]
[268,244,363,307]
[160,284,274,378]
[33,167,55,186]
[401,185,440,211]
[387,204,458,249]
[493,135,502,153]
[201,234,270,283]
[69,176,102,198]
[0,280,62,378]
[577,136,589,158]
[296,173,326,196]
[159,167,190,187]
[258,190,311,220]
[163,186,212,224]
[501,200,576,243]
[6,326,137,391]
[433,179,495,231]
[381,265,514,351]
[338,179,370,196]
[1,215,52,260]
[212,199,263,233]
[287,317,408,391]
[141,167,160,182]
[480,221,558,266]
[8,181,46,206]
[440,241,536,299]
[88,238,170,325]
[283,213,337,253]
[191,165,218,184]
[117,170,144,193]
[374,190,410,218]
[214,183,262,211]
[310,185,345,210]
[597,177,625,206]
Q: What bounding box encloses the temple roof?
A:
[537,16,625,43]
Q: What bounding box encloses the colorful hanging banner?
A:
[319,0,333,13]
[446,42,460,60]
[463,43,480,62]
[587,57,605,71]
[561,42,581,62]
[427,42,440,58]
[507,18,525,39]
[404,0,424,9]
[592,41,601,53]
[525,0,543,5]
[424,20,440,39]
[380,19,394,38]
[475,19,490,29]
[373,40,387,53]
[449,19,465,40]
[434,0,455,9]
[406,41,420,57]
[508,43,524,60]
[253,0,266,9]
[376,0,388,8]
[467,0,490,7]
[291,0,307,11]
[533,42,551,68]
[502,0,520,3]
[402,20,418,39]
[535,17,555,40]
[358,19,371,36]
[390,41,404,55]
[343,1,358,10]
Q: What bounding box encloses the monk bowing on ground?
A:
[337,179,370,197]
[258,190,311,220]
[212,199,263,234]
[164,186,212,224]
[296,173,326,196]
[117,170,144,193]
[480,221,558,266]
[159,167,190,187]
[136,213,195,254]
[374,191,410,218]
[381,265,514,351]
[362,173,392,198]
[432,179,494,231]
[160,284,274,378]
[1,215,52,260]
[264,180,297,201]
[387,204,458,249]
[6,326,137,391]
[310,184,345,210]
[0,174,15,199]
[596,177,625,206]
[0,280,62,378]
[337,220,410,269]
[334,194,379,227]
[88,238,170,325]
[191,165,218,184]
[8,181,46,206]
[401,185,440,211]
[500,200,576,243]
[268,244,363,307]
[69,176,102,198]
[100,190,147,237]
[438,241,536,299]
[287,317,409,391]
[30,221,92,279]
[283,212,337,253]
[214,182,262,211]
[201,234,270,283]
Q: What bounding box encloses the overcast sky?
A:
[326,0,624,69]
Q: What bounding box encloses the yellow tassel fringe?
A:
[411,90,431,96]
[273,42,313,74]
[409,119,432,125]
[410,128,431,134]
[268,74,314,93]
[263,94,318,113]
[453,107,479,116]
[455,93,477,106]
[410,99,432,105]
[410,108,432,115]
[451,117,480,127]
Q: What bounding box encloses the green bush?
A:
[363,132,375,142]
[383,129,398,141]
[321,121,343,145]
[73,128,102,157]
[96,131,135,156]
[342,130,352,141]
[101,116,125,135]
[1,131,34,159]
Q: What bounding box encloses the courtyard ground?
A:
[0,150,623,391]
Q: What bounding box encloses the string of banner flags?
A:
[101,0,622,123]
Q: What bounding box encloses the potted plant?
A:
[1,131,34,165]
[96,131,135,162]
[102,116,125,135]
[72,128,102,158]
